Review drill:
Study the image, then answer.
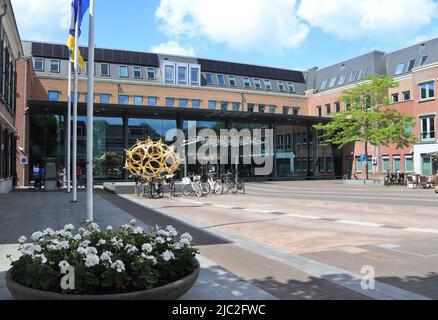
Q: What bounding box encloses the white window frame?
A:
[420,55,429,66]
[132,66,142,79]
[349,70,357,83]
[395,62,405,75]
[402,91,411,101]
[205,73,214,85]
[177,64,188,85]
[119,65,129,78]
[419,81,435,100]
[254,79,261,89]
[287,82,296,93]
[391,93,399,103]
[243,77,251,88]
[163,63,175,84]
[189,65,201,86]
[146,67,155,79]
[407,59,416,72]
[50,59,60,73]
[338,74,346,86]
[100,63,110,76]
[277,81,285,92]
[328,77,337,88]
[357,67,367,80]
[264,80,272,90]
[420,116,435,142]
[217,74,226,86]
[316,106,322,117]
[228,75,237,87]
[34,58,44,72]
[320,80,327,90]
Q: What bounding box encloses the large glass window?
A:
[34,58,44,71]
[421,116,435,142]
[120,65,129,78]
[128,118,176,144]
[382,156,390,172]
[422,156,432,175]
[395,62,405,75]
[405,155,413,173]
[48,90,59,101]
[220,101,228,112]
[232,102,241,112]
[393,156,401,171]
[419,81,435,100]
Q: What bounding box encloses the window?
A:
[338,74,347,86]
[296,133,302,145]
[420,55,429,66]
[148,97,158,106]
[120,65,129,78]
[179,99,188,108]
[100,94,110,104]
[284,134,291,150]
[292,107,299,115]
[391,93,399,103]
[277,81,285,92]
[296,159,302,172]
[50,60,60,73]
[269,105,277,113]
[421,116,435,142]
[205,73,214,85]
[190,66,200,85]
[403,91,411,101]
[318,158,325,172]
[254,79,261,89]
[70,91,80,102]
[382,156,390,172]
[208,101,217,110]
[232,102,241,112]
[220,101,228,112]
[192,99,201,109]
[320,80,327,90]
[147,68,155,79]
[119,95,129,105]
[334,102,341,113]
[283,106,291,115]
[405,155,413,173]
[328,77,337,88]
[48,90,59,101]
[166,98,175,107]
[407,59,416,72]
[242,77,251,88]
[326,157,334,173]
[34,58,44,71]
[316,106,322,117]
[393,156,401,171]
[178,65,188,84]
[357,67,367,80]
[326,104,331,115]
[134,96,143,105]
[133,67,142,79]
[422,156,432,175]
[287,82,296,93]
[164,65,175,84]
[395,62,405,75]
[217,74,225,86]
[228,76,237,87]
[247,104,255,112]
[276,135,284,150]
[419,81,435,100]
[101,63,110,76]
[349,70,357,82]
[258,105,265,113]
[264,80,272,90]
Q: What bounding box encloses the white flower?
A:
[157,229,169,237]
[166,225,178,237]
[43,228,55,236]
[121,224,131,230]
[97,239,107,246]
[125,244,138,254]
[51,240,70,250]
[100,251,113,262]
[73,234,82,241]
[77,247,86,254]
[33,254,47,264]
[111,260,125,273]
[130,219,137,225]
[173,242,181,250]
[106,226,113,231]
[161,250,175,262]
[141,243,153,253]
[90,222,100,231]
[63,224,74,231]
[84,254,99,267]
[59,260,70,270]
[155,237,165,244]
[85,247,98,255]
[31,231,44,241]
[78,228,91,237]
[133,227,144,235]
[180,233,193,242]
[79,240,91,248]
[78,228,86,234]
[18,236,27,244]
[111,237,123,248]
[58,230,73,238]
[142,254,157,265]
[179,238,191,247]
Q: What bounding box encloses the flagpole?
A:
[67,61,72,193]
[72,4,80,203]
[86,0,95,221]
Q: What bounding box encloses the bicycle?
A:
[148,178,164,199]
[166,174,177,198]
[182,172,204,197]
[222,171,245,194]
[204,172,223,195]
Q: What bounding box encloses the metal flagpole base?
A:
[71,200,78,203]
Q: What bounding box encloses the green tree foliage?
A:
[314,75,417,179]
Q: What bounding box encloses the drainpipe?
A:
[22,57,30,187]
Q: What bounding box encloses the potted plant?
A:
[6,220,199,300]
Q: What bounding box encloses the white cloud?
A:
[11,0,70,41]
[297,0,438,40]
[150,41,196,56]
[155,0,309,52]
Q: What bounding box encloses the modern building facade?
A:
[0,0,22,193]
[306,38,438,178]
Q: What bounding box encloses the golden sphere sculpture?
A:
[125,139,181,181]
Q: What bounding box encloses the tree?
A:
[314,75,417,180]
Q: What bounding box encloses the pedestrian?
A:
[57,165,65,189]
[33,162,41,189]
[37,165,46,191]
[77,166,84,188]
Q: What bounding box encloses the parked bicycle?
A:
[166,174,177,198]
[221,170,245,194]
[135,177,164,198]
[203,172,223,195]
[384,170,405,186]
[182,172,205,197]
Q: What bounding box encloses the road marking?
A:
[404,227,438,235]
[286,213,323,220]
[337,220,384,228]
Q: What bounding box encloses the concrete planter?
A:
[6,260,199,300]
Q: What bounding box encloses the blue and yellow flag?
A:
[66,0,90,70]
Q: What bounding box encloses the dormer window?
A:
[287,82,296,93]
[217,74,225,86]
[328,77,337,88]
[320,80,327,90]
[277,81,285,92]
[338,74,346,86]
[407,59,416,72]
[395,62,405,75]
[420,55,429,66]
[177,65,188,84]
[264,80,272,90]
[228,75,237,87]
[349,70,357,82]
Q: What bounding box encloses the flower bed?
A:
[8,220,198,295]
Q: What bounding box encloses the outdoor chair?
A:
[419,176,431,189]
[406,175,417,189]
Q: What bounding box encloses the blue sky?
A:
[12,0,438,70]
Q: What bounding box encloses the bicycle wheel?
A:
[214,182,223,195]
[135,182,141,197]
[182,184,193,197]
[201,183,211,195]
[142,183,150,198]
[231,182,238,194]
[383,176,391,186]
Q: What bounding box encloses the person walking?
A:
[57,165,65,189]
